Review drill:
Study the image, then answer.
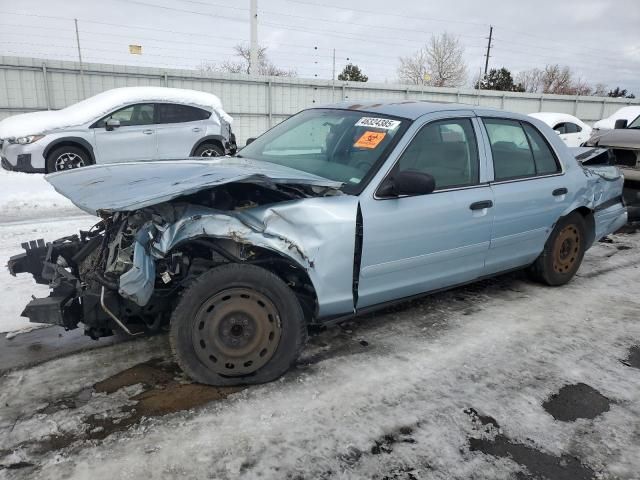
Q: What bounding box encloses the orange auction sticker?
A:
[354,131,386,149]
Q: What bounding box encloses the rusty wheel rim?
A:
[552,225,581,274]
[192,288,282,376]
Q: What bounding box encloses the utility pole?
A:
[332,48,336,101]
[249,0,258,76]
[483,25,493,78]
[74,18,86,98]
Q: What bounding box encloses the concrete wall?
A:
[1,56,638,145]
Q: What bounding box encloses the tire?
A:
[529,212,587,286]
[169,263,307,386]
[193,143,224,157]
[46,145,91,173]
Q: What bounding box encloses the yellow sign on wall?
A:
[129,45,142,55]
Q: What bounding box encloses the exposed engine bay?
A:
[8,182,335,339]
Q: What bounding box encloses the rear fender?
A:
[564,165,627,243]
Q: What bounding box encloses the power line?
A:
[259,9,485,42]
[280,0,489,28]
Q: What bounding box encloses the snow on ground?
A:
[0,168,92,333]
[0,215,96,333]
[0,169,80,222]
[0,232,639,479]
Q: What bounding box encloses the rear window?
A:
[157,104,211,124]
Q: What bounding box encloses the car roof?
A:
[317,100,487,120]
[528,112,587,127]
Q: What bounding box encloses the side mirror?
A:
[554,129,562,135]
[245,137,256,146]
[614,119,628,129]
[105,118,121,131]
[377,170,436,198]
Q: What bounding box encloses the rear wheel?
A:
[46,145,91,172]
[193,143,224,157]
[529,212,587,286]
[170,264,307,386]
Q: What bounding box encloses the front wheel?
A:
[46,145,91,172]
[170,264,307,386]
[529,212,587,286]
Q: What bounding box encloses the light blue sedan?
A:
[10,102,627,386]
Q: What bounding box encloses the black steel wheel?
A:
[170,264,307,386]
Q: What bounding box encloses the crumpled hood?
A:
[586,128,640,149]
[45,157,343,214]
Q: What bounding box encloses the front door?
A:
[357,115,494,309]
[93,103,157,163]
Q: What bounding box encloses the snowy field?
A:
[0,168,93,333]
[1,170,639,479]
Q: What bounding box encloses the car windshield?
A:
[238,109,407,191]
[628,115,640,129]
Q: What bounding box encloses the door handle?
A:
[469,200,493,210]
[192,127,202,133]
[552,188,568,196]
[142,129,154,135]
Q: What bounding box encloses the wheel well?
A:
[194,139,224,154]
[45,141,94,171]
[172,239,319,323]
[572,206,596,248]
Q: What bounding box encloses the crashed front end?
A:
[8,212,174,338]
[8,159,359,339]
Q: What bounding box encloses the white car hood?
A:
[45,157,343,214]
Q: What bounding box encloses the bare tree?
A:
[541,64,574,94]
[570,77,592,96]
[398,49,429,85]
[592,83,608,97]
[200,44,296,77]
[516,65,593,95]
[515,68,544,93]
[398,33,467,87]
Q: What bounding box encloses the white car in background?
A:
[528,112,592,147]
[0,87,236,173]
[593,106,640,131]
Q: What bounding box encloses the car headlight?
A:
[11,135,45,145]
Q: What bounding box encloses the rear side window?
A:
[397,118,479,190]
[483,118,559,180]
[522,123,561,175]
[555,122,581,134]
[157,104,211,124]
[565,122,581,133]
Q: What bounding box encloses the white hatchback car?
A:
[528,112,592,147]
[0,87,235,173]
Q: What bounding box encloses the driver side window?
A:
[397,118,480,190]
[95,103,155,128]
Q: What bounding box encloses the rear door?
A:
[93,103,157,163]
[155,103,212,159]
[480,117,571,274]
[357,113,495,308]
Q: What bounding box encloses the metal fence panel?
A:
[1,56,638,145]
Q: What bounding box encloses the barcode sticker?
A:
[355,117,401,130]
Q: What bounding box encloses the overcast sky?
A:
[0,0,638,93]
